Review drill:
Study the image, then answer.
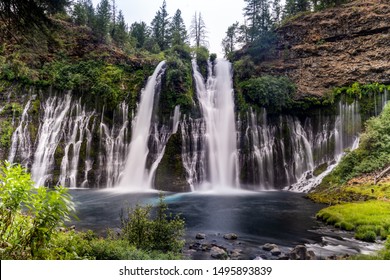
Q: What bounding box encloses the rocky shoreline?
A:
[183,229,384,260]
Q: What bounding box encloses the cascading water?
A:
[118,61,166,190]
[58,100,94,189]
[31,94,72,186]
[98,103,129,188]
[4,75,388,193]
[181,117,206,190]
[8,99,32,167]
[191,59,239,190]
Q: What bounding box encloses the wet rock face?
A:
[258,0,390,96]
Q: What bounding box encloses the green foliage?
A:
[130,21,150,49]
[239,75,296,113]
[310,102,390,195]
[0,162,74,259]
[94,0,111,43]
[316,200,390,242]
[248,31,278,62]
[38,59,152,111]
[283,0,311,19]
[195,46,209,78]
[313,162,328,177]
[169,9,188,47]
[314,0,352,11]
[111,10,129,48]
[332,83,390,120]
[0,0,70,39]
[209,53,217,63]
[0,53,39,84]
[0,121,14,149]
[38,229,182,260]
[243,0,272,42]
[160,48,194,116]
[233,56,255,81]
[120,194,185,253]
[151,0,170,51]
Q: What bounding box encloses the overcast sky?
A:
[91,0,246,57]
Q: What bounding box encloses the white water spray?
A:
[118,61,166,190]
[192,59,239,190]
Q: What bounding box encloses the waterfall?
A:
[181,117,206,191]
[192,59,239,190]
[146,123,172,187]
[118,61,166,190]
[31,94,72,187]
[58,100,94,189]
[172,105,181,134]
[98,103,129,188]
[8,99,32,167]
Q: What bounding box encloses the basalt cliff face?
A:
[259,0,390,97]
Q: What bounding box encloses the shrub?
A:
[239,75,296,113]
[195,46,209,78]
[0,161,74,259]
[209,53,217,63]
[120,194,185,253]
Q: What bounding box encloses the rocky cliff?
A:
[258,0,390,97]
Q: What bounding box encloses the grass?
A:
[16,229,183,260]
[317,200,390,242]
[308,182,390,205]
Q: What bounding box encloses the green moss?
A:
[313,162,328,177]
[159,48,194,118]
[195,46,209,78]
[316,200,390,242]
[154,133,189,192]
[0,120,14,149]
[29,99,41,115]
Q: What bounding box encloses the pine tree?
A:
[190,12,208,48]
[130,21,150,49]
[112,10,128,48]
[271,0,282,25]
[243,0,272,42]
[94,0,111,43]
[169,9,188,46]
[0,0,70,38]
[151,0,170,51]
[72,0,95,27]
[237,21,250,44]
[284,0,311,18]
[222,22,239,57]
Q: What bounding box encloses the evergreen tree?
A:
[271,0,282,25]
[283,0,311,18]
[0,0,70,38]
[130,21,150,49]
[169,9,188,46]
[72,0,95,27]
[222,22,239,57]
[237,21,250,44]
[190,12,208,48]
[94,0,111,43]
[151,0,170,51]
[243,0,272,42]
[112,10,128,48]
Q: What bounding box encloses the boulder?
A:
[271,247,282,256]
[223,233,238,240]
[196,233,206,239]
[289,245,316,260]
[230,249,243,260]
[262,243,278,251]
[211,246,228,260]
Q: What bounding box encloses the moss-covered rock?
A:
[154,130,189,192]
